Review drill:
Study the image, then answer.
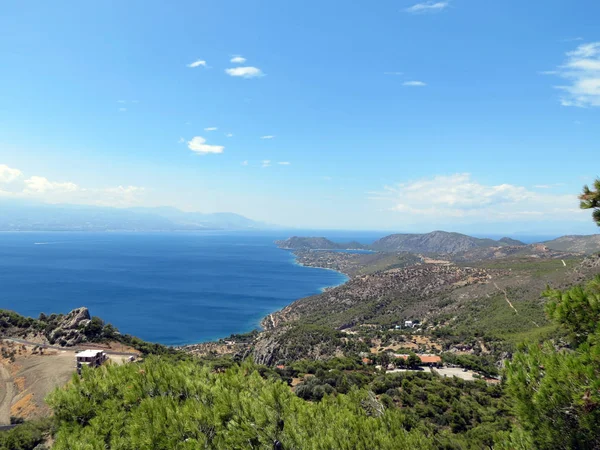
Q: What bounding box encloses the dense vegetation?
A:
[48,358,435,450]
[43,271,600,449]
[276,357,510,447]
[580,177,600,227]
[0,418,53,450]
[503,275,600,449]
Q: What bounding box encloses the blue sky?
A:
[1,0,599,234]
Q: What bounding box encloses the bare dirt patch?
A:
[0,341,78,423]
[370,335,442,354]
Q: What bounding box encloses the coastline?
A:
[255,249,350,333]
[178,247,352,351]
[2,235,353,351]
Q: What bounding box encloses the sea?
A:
[0,230,554,347]
[0,232,365,346]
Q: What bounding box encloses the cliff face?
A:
[370,231,523,254]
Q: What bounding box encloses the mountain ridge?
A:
[276,231,527,254]
[369,230,525,254]
[0,200,277,231]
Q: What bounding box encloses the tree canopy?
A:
[504,276,600,450]
[580,177,600,226]
[47,358,434,450]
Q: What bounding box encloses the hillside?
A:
[370,231,524,254]
[261,264,495,332]
[253,252,598,365]
[543,234,600,253]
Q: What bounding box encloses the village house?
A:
[395,354,442,368]
[76,349,108,374]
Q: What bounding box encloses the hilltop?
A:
[543,234,600,253]
[276,231,527,254]
[274,236,366,250]
[370,231,525,254]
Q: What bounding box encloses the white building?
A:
[404,320,414,328]
[76,349,108,374]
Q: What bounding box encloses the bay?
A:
[0,232,348,346]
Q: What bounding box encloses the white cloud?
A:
[97,186,146,207]
[117,100,126,104]
[225,133,234,138]
[188,59,207,68]
[262,160,271,168]
[534,183,565,189]
[241,160,249,166]
[384,72,404,75]
[370,173,582,222]
[225,66,264,78]
[119,107,127,112]
[0,164,23,184]
[405,1,449,13]
[403,80,427,86]
[551,42,600,107]
[24,176,78,194]
[260,135,275,139]
[278,161,291,165]
[0,164,144,207]
[204,127,218,131]
[230,55,247,64]
[187,136,224,154]
[178,137,185,144]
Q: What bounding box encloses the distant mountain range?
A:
[276,230,600,254]
[0,200,276,231]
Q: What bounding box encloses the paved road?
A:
[2,337,138,357]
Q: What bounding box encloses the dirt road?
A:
[2,338,138,357]
[0,363,16,425]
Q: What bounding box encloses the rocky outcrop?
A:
[252,325,347,365]
[61,307,91,330]
[0,307,100,347]
[48,307,91,346]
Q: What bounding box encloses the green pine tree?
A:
[579,177,600,226]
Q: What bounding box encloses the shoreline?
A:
[180,248,352,349]
[3,238,353,351]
